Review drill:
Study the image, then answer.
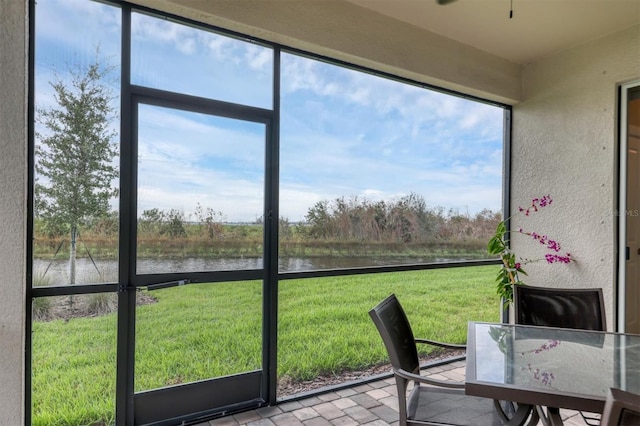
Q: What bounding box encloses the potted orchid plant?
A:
[487,195,573,305]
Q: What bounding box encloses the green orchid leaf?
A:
[487,236,504,254]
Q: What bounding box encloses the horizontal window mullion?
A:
[278,259,501,281]
[31,283,119,298]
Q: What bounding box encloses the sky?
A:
[35,0,505,223]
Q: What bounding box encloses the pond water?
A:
[33,254,474,286]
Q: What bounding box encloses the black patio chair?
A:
[601,388,640,426]
[512,284,606,426]
[369,294,501,426]
[513,284,606,331]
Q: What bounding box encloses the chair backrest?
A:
[513,285,606,331]
[601,388,640,426]
[369,294,420,375]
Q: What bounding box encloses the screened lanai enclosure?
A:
[29,0,509,424]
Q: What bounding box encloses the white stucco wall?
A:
[511,25,640,331]
[0,0,27,424]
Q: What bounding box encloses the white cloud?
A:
[132,13,196,53]
[245,45,272,71]
[37,0,121,43]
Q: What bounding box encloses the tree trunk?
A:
[69,225,77,285]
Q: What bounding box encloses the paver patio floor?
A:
[195,360,592,426]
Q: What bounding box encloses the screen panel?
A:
[131,11,273,109]
[279,52,504,272]
[135,103,266,274]
[33,0,121,286]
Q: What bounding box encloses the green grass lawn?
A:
[31,265,500,426]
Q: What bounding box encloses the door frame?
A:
[617,80,640,333]
[116,84,276,425]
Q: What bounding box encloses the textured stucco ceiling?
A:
[138,0,640,66]
[347,0,640,64]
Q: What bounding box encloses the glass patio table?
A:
[465,322,640,425]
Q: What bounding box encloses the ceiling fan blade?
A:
[436,0,458,5]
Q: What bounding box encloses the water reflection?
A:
[33,254,478,285]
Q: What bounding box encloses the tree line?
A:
[35,196,501,247]
[301,193,500,244]
[35,194,500,245]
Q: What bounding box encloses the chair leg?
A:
[526,408,541,426]
[493,400,539,426]
[579,411,601,426]
[536,406,564,426]
[395,376,409,426]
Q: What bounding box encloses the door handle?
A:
[146,279,191,291]
[627,247,630,260]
